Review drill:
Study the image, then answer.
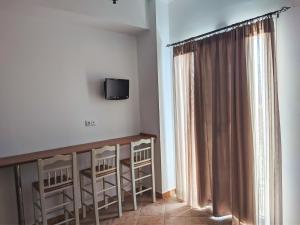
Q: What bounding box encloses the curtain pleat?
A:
[193,30,255,223]
[245,19,282,225]
[193,42,213,208]
[173,53,200,208]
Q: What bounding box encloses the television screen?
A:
[104,78,129,100]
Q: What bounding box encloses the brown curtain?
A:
[173,17,281,225]
[193,26,255,224]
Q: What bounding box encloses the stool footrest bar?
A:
[136,187,152,195]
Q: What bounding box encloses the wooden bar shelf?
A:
[0,133,156,168]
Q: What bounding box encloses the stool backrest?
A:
[37,153,77,192]
[91,145,119,177]
[131,138,154,165]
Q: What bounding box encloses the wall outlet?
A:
[85,120,96,127]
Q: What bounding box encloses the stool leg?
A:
[32,187,37,225]
[62,190,69,225]
[151,164,156,203]
[151,138,156,203]
[130,165,137,211]
[73,187,80,225]
[103,178,108,210]
[92,178,100,225]
[80,174,87,219]
[40,193,47,225]
[120,164,124,202]
[72,153,80,225]
[116,158,122,217]
[14,165,25,225]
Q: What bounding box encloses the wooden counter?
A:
[0,133,156,168]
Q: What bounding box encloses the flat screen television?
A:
[104,78,129,100]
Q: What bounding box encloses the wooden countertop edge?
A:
[0,133,157,168]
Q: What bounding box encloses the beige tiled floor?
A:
[79,195,232,225]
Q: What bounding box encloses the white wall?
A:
[155,0,176,193]
[169,0,288,43]
[137,0,162,193]
[0,7,141,225]
[0,12,141,158]
[277,5,300,225]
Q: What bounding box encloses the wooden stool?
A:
[120,138,156,210]
[32,153,80,225]
[80,145,122,225]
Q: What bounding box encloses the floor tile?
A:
[136,216,164,225]
[139,201,165,216]
[164,216,187,225]
[57,194,232,225]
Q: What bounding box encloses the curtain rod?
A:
[167,6,291,47]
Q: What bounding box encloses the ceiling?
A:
[0,0,150,34]
[1,0,295,34]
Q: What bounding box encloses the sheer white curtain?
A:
[173,53,199,208]
[246,30,282,225]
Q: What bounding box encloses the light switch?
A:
[85,120,96,127]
